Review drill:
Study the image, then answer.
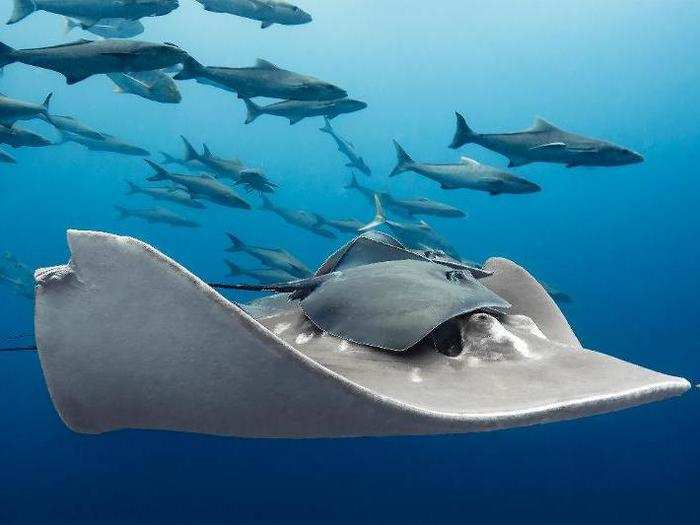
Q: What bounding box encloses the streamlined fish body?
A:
[390,141,540,196]
[60,130,149,156]
[319,117,370,175]
[0,92,51,126]
[224,260,299,285]
[175,58,346,101]
[65,17,145,39]
[115,205,200,228]
[0,124,52,148]
[0,39,190,85]
[125,181,206,210]
[108,70,182,104]
[8,0,178,26]
[225,234,310,278]
[48,114,105,140]
[243,98,367,125]
[194,0,311,28]
[449,113,644,168]
[260,196,336,239]
[180,137,245,179]
[145,161,251,210]
[386,196,466,218]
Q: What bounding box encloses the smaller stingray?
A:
[217,232,507,351]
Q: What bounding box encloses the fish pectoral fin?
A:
[65,71,92,85]
[507,157,531,168]
[529,142,567,151]
[288,117,304,125]
[261,21,274,29]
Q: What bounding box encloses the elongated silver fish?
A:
[115,205,200,228]
[450,113,643,168]
[0,39,190,85]
[244,97,367,125]
[194,0,311,29]
[8,0,178,26]
[0,92,51,126]
[59,130,149,156]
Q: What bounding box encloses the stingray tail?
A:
[210,273,334,297]
[449,112,476,149]
[180,136,201,162]
[389,140,414,177]
[225,233,246,253]
[243,98,262,124]
[359,194,386,232]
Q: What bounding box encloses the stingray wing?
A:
[33,231,690,438]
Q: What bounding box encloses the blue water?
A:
[1,1,698,523]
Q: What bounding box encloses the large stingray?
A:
[29,230,690,438]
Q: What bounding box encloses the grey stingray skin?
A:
[32,230,690,438]
[449,114,644,168]
[299,259,510,351]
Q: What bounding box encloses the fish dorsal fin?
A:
[459,156,480,167]
[255,58,280,70]
[528,117,560,133]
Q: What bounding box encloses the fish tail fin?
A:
[180,136,200,162]
[64,17,79,34]
[319,117,333,134]
[173,56,205,80]
[40,92,52,119]
[260,195,274,210]
[359,194,387,232]
[159,151,177,163]
[224,259,242,277]
[144,159,170,181]
[114,205,130,219]
[344,173,360,190]
[225,233,245,252]
[243,98,262,124]
[202,143,213,158]
[449,112,476,149]
[7,0,35,25]
[0,42,17,68]
[389,140,414,177]
[125,181,141,195]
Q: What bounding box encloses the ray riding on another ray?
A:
[193,0,312,29]
[0,39,190,85]
[174,57,346,101]
[7,0,179,26]
[20,229,690,438]
[390,141,540,195]
[449,113,644,168]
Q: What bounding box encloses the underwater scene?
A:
[0,1,698,523]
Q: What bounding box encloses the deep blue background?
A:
[0,1,698,523]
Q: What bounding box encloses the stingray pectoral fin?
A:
[33,230,432,438]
